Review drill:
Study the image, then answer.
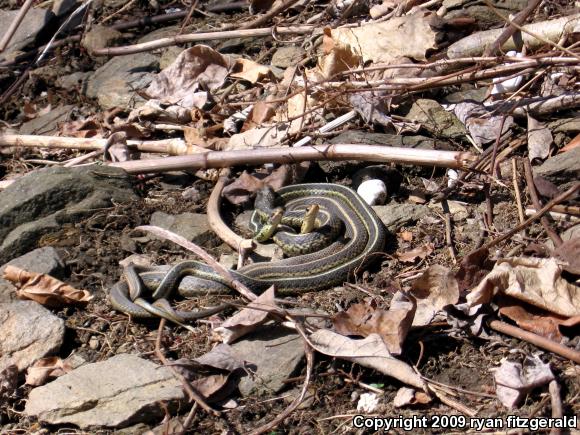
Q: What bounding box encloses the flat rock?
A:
[19,105,74,135]
[24,353,185,429]
[149,212,221,247]
[230,325,304,396]
[0,247,66,303]
[404,99,467,139]
[85,53,159,109]
[0,8,51,62]
[373,203,429,232]
[533,147,580,191]
[0,301,65,372]
[0,165,136,264]
[271,46,306,68]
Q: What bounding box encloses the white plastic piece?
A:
[447,169,458,188]
[357,179,387,206]
[491,51,525,95]
[357,392,380,413]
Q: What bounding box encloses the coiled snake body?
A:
[109,183,386,319]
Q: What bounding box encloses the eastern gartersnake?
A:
[109,183,386,319]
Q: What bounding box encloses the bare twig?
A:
[549,380,563,435]
[91,26,316,56]
[511,159,525,225]
[478,183,580,252]
[523,158,563,247]
[0,0,35,52]
[207,168,256,254]
[155,318,219,416]
[109,144,476,174]
[489,320,580,364]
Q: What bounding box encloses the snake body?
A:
[109,183,386,319]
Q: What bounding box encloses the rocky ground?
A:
[0,0,579,434]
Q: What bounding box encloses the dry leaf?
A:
[213,287,281,344]
[411,265,459,326]
[456,247,492,292]
[527,115,553,162]
[309,330,426,390]
[225,124,291,151]
[499,301,580,342]
[327,12,440,64]
[454,102,513,148]
[396,243,434,263]
[191,374,230,400]
[3,265,93,307]
[466,257,580,317]
[399,231,413,242]
[492,355,554,408]
[230,58,273,84]
[193,343,247,372]
[332,293,415,355]
[145,45,230,109]
[25,356,74,386]
[553,237,580,275]
[393,387,432,407]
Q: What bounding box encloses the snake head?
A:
[253,207,283,242]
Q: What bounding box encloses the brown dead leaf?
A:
[393,387,432,407]
[466,257,580,317]
[145,45,230,109]
[553,237,580,275]
[25,356,74,386]
[213,287,282,344]
[411,265,459,326]
[309,330,427,390]
[327,12,440,65]
[454,102,513,148]
[3,265,93,308]
[332,294,415,355]
[191,374,230,400]
[231,58,273,84]
[456,247,492,292]
[222,163,309,205]
[224,124,291,151]
[559,132,580,153]
[193,343,247,372]
[499,300,580,342]
[396,243,434,263]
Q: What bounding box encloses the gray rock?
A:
[548,118,580,133]
[271,46,306,68]
[24,353,185,429]
[85,53,159,109]
[19,105,74,135]
[404,99,467,139]
[0,301,65,372]
[0,165,136,264]
[373,203,429,232]
[81,24,123,54]
[443,87,488,104]
[533,147,580,191]
[0,247,66,302]
[231,325,304,396]
[55,71,91,90]
[149,212,221,247]
[0,8,51,61]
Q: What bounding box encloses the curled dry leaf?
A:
[393,387,432,408]
[332,293,415,355]
[492,355,554,408]
[499,301,580,342]
[466,257,580,317]
[213,287,282,344]
[193,343,247,372]
[454,102,513,148]
[396,243,434,263]
[230,58,274,84]
[527,115,553,162]
[145,45,231,109]
[191,374,231,401]
[308,330,427,390]
[3,265,93,308]
[222,163,309,205]
[25,356,74,386]
[553,236,580,275]
[411,265,459,327]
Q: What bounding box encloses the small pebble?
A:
[357,179,387,206]
[88,336,99,350]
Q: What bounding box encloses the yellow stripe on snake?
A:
[109,183,386,320]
